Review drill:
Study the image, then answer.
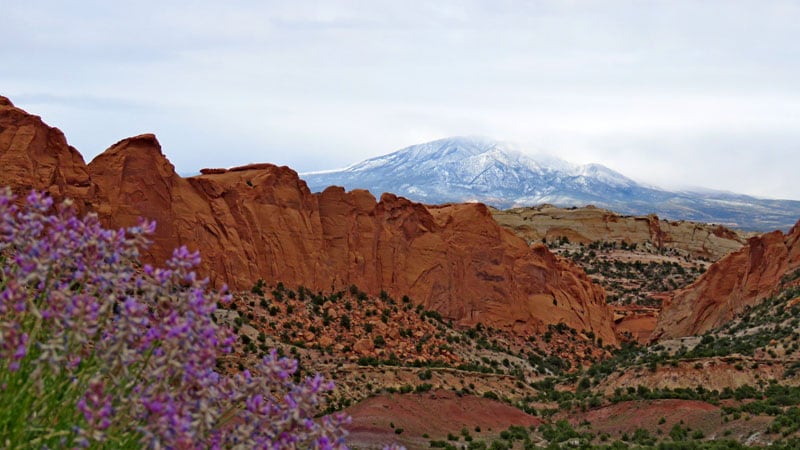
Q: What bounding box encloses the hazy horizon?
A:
[3,0,799,200]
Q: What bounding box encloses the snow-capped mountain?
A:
[301,137,800,231]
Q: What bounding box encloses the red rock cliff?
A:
[652,221,800,340]
[0,96,94,204]
[0,96,617,344]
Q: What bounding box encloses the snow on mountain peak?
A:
[302,136,633,199]
[300,136,800,231]
[347,136,580,174]
[573,163,637,187]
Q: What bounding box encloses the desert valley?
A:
[2,95,800,449]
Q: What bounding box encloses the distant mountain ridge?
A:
[302,137,800,231]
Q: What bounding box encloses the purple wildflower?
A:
[0,188,361,448]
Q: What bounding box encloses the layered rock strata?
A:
[493,205,749,261]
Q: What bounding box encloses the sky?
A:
[2,0,799,200]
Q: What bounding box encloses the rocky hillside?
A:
[0,95,616,344]
[653,220,800,340]
[490,205,730,344]
[492,204,750,261]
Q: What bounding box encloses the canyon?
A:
[653,220,800,340]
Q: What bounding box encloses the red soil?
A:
[344,390,542,449]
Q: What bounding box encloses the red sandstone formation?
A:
[0,95,617,344]
[652,221,800,340]
[0,96,94,205]
[614,307,659,344]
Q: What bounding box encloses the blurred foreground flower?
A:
[0,188,362,449]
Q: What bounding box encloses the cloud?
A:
[11,93,149,111]
[1,0,798,200]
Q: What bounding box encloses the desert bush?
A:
[538,419,580,443]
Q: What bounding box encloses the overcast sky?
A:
[3,0,799,199]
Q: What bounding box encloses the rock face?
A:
[0,96,94,205]
[614,307,659,344]
[0,96,617,344]
[87,133,213,265]
[652,222,800,340]
[599,357,789,395]
[492,205,749,261]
